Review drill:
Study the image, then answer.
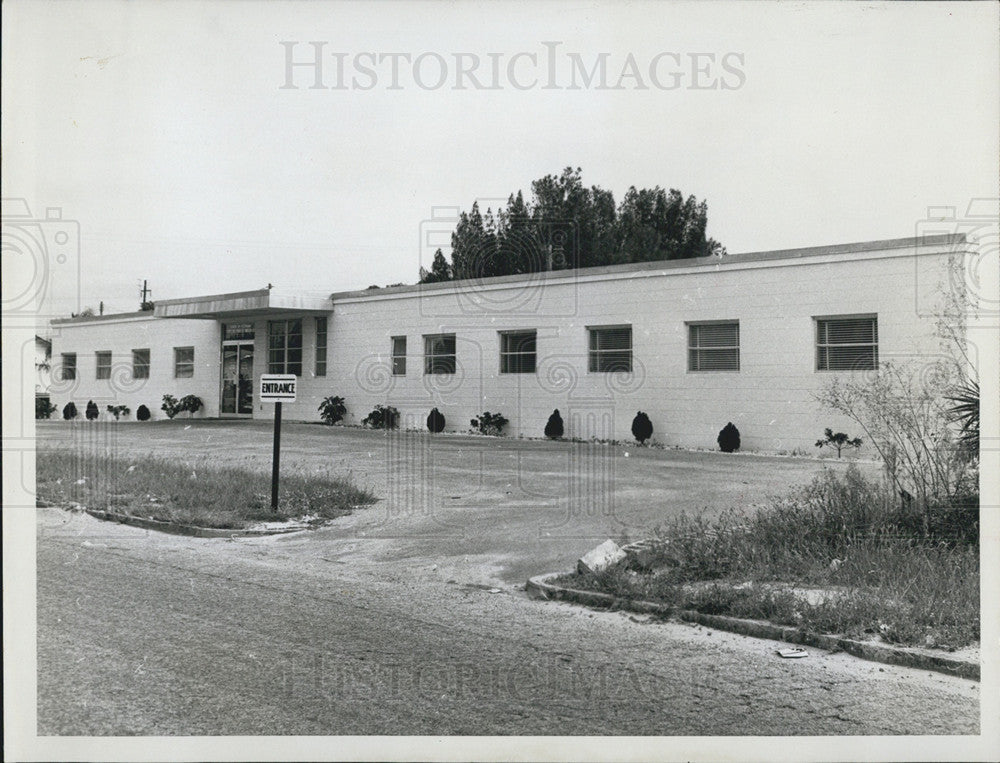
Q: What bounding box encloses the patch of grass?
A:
[37,448,376,529]
[559,465,979,649]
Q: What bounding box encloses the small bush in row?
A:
[471,411,508,436]
[427,408,445,433]
[362,404,399,430]
[36,397,58,419]
[161,394,203,419]
[318,395,347,425]
[106,405,131,420]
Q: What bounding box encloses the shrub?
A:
[362,404,399,430]
[427,407,445,433]
[85,400,99,420]
[815,427,862,458]
[544,409,564,439]
[62,402,78,420]
[179,395,203,415]
[471,411,508,436]
[318,395,347,425]
[718,422,740,452]
[163,394,203,419]
[161,394,180,419]
[631,411,653,444]
[106,404,131,420]
[36,397,58,420]
[136,405,151,421]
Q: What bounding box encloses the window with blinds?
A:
[688,322,740,371]
[816,315,878,371]
[391,336,407,376]
[424,333,456,374]
[500,330,536,374]
[588,326,632,372]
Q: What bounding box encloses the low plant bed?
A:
[36,448,376,530]
[554,465,979,651]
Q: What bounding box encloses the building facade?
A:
[47,234,970,451]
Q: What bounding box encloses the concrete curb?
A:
[78,507,309,539]
[526,572,979,682]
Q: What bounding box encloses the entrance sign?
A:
[260,374,297,402]
[260,374,297,511]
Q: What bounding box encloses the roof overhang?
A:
[154,288,333,319]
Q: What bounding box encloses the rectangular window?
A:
[61,353,77,381]
[132,349,150,379]
[315,317,328,377]
[95,351,111,380]
[268,318,303,376]
[392,336,407,376]
[588,326,632,372]
[174,347,194,378]
[500,330,537,374]
[816,315,878,371]
[688,322,740,372]
[424,333,456,374]
[223,322,255,341]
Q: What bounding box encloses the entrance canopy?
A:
[154,287,333,319]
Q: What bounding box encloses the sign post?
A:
[259,374,297,512]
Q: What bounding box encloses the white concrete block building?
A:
[48,234,971,451]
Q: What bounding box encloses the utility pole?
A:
[139,280,153,310]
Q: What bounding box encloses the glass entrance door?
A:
[221,343,254,415]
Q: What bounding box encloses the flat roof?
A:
[51,310,158,326]
[154,287,334,319]
[330,233,968,301]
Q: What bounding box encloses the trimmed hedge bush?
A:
[136,405,151,421]
[544,409,564,439]
[718,422,741,453]
[86,400,99,420]
[427,408,445,433]
[62,402,78,420]
[631,411,653,444]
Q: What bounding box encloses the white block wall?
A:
[48,315,220,420]
[46,240,967,451]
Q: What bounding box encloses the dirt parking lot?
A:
[37,419,870,583]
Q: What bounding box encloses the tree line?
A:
[420,167,726,284]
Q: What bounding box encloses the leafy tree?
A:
[439,168,725,282]
[815,428,863,458]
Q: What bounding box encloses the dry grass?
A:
[559,465,979,649]
[37,448,376,529]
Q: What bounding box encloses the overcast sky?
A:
[2,0,997,317]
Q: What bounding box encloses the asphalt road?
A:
[35,422,980,737]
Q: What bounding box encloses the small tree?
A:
[544,409,564,439]
[718,422,741,453]
[318,395,347,425]
[136,404,151,421]
[427,407,445,433]
[815,428,863,458]
[631,411,653,444]
[62,402,78,420]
